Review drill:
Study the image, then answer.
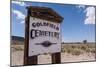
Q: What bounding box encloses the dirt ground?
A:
[11,49,95,66]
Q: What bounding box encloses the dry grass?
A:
[11,43,96,55]
[62,43,96,55]
[11,45,24,52]
[11,43,96,66]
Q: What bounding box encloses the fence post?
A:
[52,52,61,64]
[24,9,38,65]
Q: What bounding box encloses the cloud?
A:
[12,9,25,23]
[13,9,25,19]
[76,5,95,25]
[20,20,25,24]
[12,1,27,6]
[84,7,95,24]
[76,5,85,9]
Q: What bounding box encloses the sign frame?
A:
[24,6,63,65]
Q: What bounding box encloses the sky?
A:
[11,1,96,42]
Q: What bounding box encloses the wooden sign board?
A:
[29,17,61,56]
[24,6,63,65]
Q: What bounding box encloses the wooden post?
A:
[24,8,38,66]
[52,52,61,64]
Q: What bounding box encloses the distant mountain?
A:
[11,36,95,45]
[11,36,24,41]
[11,36,24,45]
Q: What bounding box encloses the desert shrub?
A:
[85,48,95,53]
[67,48,72,53]
[61,48,66,52]
[90,48,96,53]
[71,48,83,56]
[63,47,83,55]
[14,46,23,51]
[62,43,96,55]
[85,48,91,53]
[80,45,87,50]
[84,44,96,53]
[71,45,76,49]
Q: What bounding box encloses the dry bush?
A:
[62,44,84,55]
[71,48,84,55]
[79,45,88,50]
[85,48,91,53]
[85,48,96,53]
[62,43,96,55]
[11,45,24,52]
[63,47,84,55]
[14,46,23,51]
[66,48,72,53]
[90,48,96,53]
